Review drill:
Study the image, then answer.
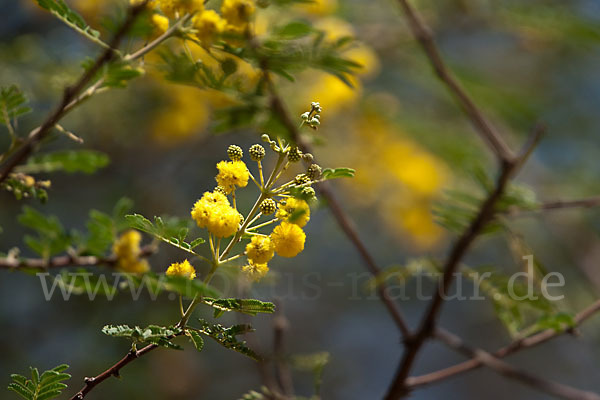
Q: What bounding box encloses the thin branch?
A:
[395,0,514,163]
[434,329,600,400]
[263,73,412,339]
[273,303,294,397]
[505,196,600,218]
[407,298,600,388]
[0,245,155,270]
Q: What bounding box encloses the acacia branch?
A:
[505,195,600,218]
[395,0,514,163]
[434,329,600,400]
[263,73,412,339]
[0,245,155,270]
[407,298,600,388]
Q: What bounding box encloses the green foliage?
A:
[126,213,205,256]
[366,258,438,290]
[186,330,204,352]
[52,269,119,297]
[192,320,259,360]
[0,85,31,127]
[35,0,103,47]
[16,150,110,174]
[202,298,275,318]
[1,176,48,203]
[292,352,330,397]
[320,167,355,180]
[531,312,575,333]
[7,364,70,400]
[18,207,70,259]
[102,324,183,350]
[103,64,145,88]
[163,275,221,299]
[464,266,556,337]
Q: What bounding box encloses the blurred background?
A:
[2,0,600,398]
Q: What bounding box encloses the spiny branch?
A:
[395,0,514,163]
[434,329,600,400]
[407,298,600,388]
[0,1,149,185]
[0,245,155,270]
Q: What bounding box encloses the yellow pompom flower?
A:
[166,259,197,279]
[207,204,241,237]
[113,230,150,274]
[276,198,310,227]
[242,261,269,281]
[158,0,204,18]
[215,160,249,193]
[270,222,306,258]
[221,0,255,28]
[151,13,170,35]
[246,235,275,264]
[193,10,226,46]
[113,230,142,261]
[191,190,230,228]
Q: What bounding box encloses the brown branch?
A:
[0,1,148,185]
[273,303,294,398]
[505,196,600,218]
[383,159,517,399]
[68,340,165,400]
[0,245,155,270]
[395,0,514,163]
[434,329,600,400]
[407,298,600,388]
[264,77,412,339]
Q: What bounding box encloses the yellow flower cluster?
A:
[246,236,275,264]
[270,222,306,258]
[275,198,310,228]
[242,262,268,282]
[157,0,203,18]
[191,191,241,238]
[215,160,249,193]
[166,259,197,279]
[112,230,150,274]
[193,10,227,46]
[221,0,255,29]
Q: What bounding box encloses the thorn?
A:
[84,377,95,384]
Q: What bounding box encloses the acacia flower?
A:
[221,0,255,28]
[158,0,204,18]
[151,13,170,36]
[270,222,306,258]
[276,198,310,227]
[242,261,269,281]
[246,235,275,264]
[215,160,249,193]
[113,230,150,274]
[193,10,226,46]
[191,190,230,228]
[207,205,241,237]
[166,259,197,279]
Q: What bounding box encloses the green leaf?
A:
[291,352,330,396]
[320,167,355,180]
[125,213,203,255]
[274,20,314,39]
[0,85,31,127]
[533,312,575,332]
[18,207,70,258]
[16,150,110,174]
[187,330,204,352]
[193,320,260,360]
[102,324,183,349]
[84,210,114,256]
[103,63,145,88]
[35,0,104,47]
[8,365,70,400]
[163,275,221,299]
[202,298,275,318]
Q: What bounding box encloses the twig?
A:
[264,75,412,339]
[0,245,155,270]
[273,303,294,397]
[407,298,600,388]
[434,329,600,400]
[0,2,148,185]
[505,196,600,218]
[395,0,514,163]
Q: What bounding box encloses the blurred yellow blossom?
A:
[242,261,269,281]
[113,230,150,274]
[151,13,170,36]
[221,0,255,28]
[296,0,338,16]
[166,259,197,279]
[192,10,227,46]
